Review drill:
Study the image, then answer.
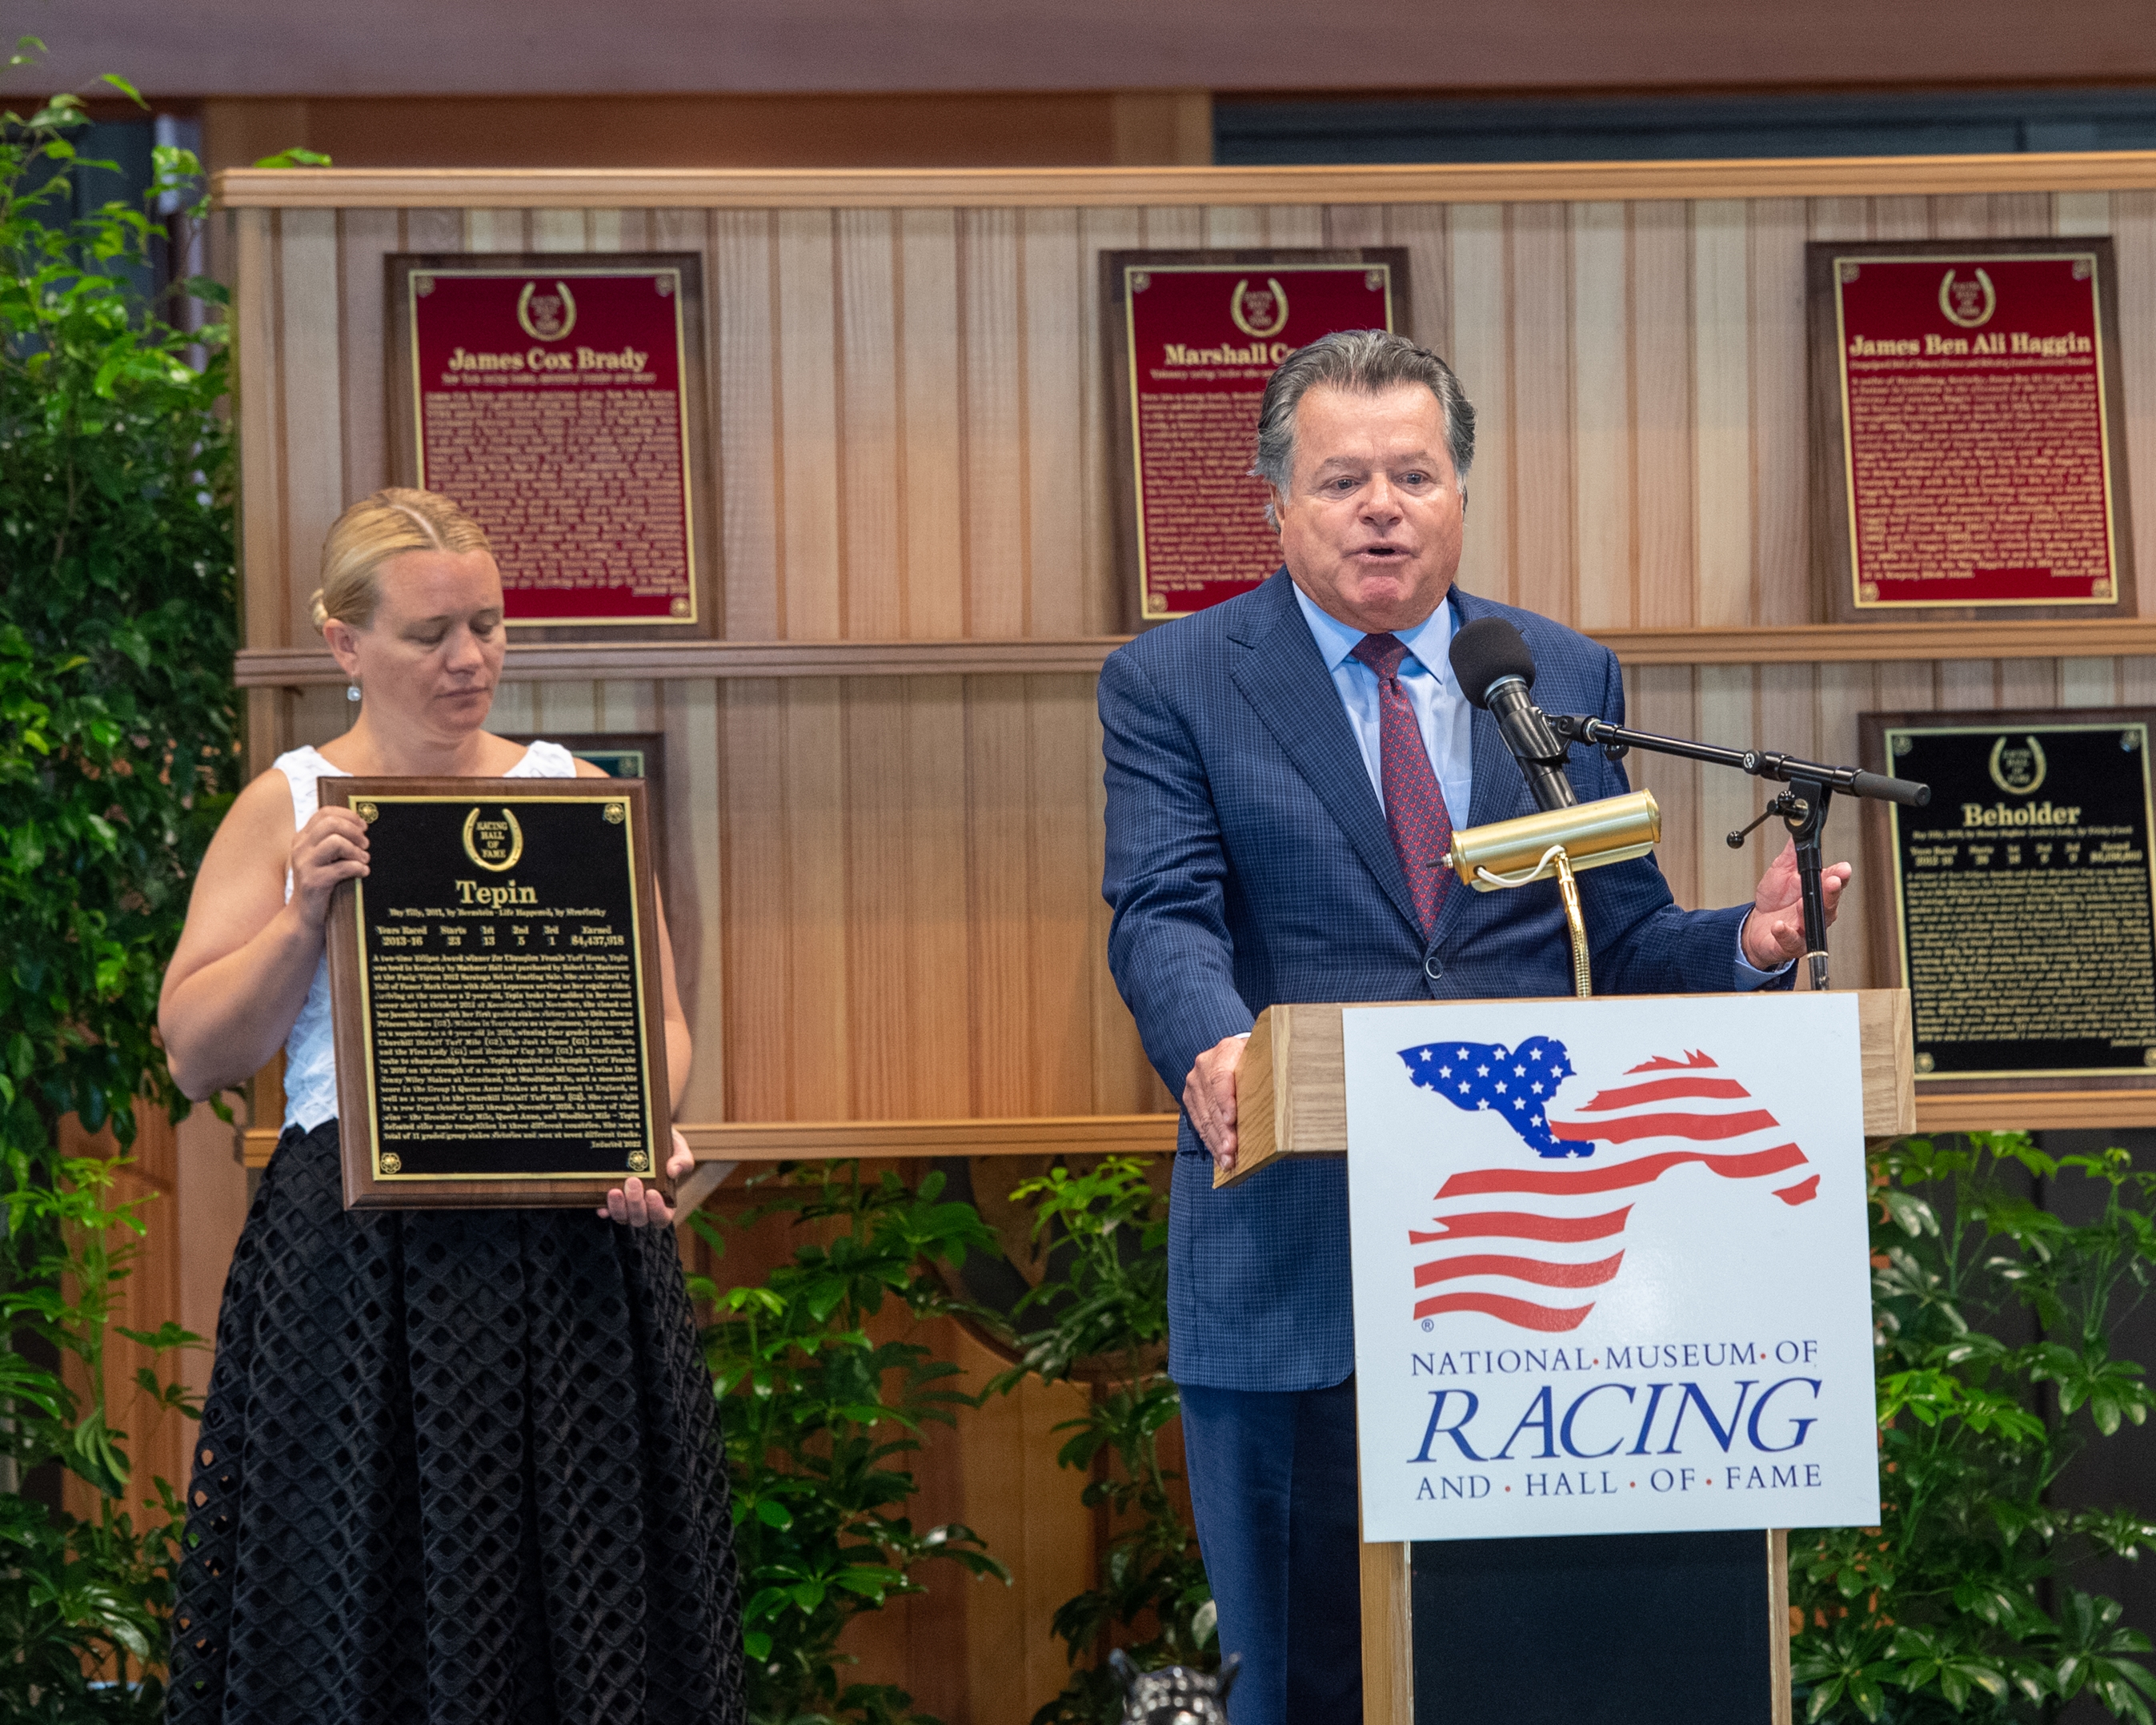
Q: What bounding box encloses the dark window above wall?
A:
[1215,86,2156,165]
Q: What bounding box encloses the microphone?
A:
[1448,616,1575,812]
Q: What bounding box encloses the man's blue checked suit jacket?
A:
[1100,568,1781,1392]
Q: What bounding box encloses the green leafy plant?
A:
[691,1162,1010,1725]
[1792,1133,2156,1723]
[990,1157,1216,1725]
[0,50,236,1714]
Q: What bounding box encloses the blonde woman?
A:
[158,490,743,1723]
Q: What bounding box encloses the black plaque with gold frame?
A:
[321,777,673,1209]
[1858,709,2156,1096]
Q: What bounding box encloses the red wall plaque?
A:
[1813,242,2134,620]
[1105,252,1408,624]
[399,260,700,628]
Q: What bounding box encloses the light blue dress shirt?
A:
[1288,580,1784,987]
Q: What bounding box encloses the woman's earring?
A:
[347,682,362,704]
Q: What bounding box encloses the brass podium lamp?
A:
[1445,790,1663,997]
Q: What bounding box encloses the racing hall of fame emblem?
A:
[461,807,525,873]
[517,279,578,343]
[1228,276,1290,339]
[1938,267,1997,329]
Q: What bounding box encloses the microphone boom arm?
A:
[1540,713,1931,992]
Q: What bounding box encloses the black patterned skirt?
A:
[168,1121,745,1724]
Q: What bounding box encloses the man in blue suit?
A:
[1099,330,1848,1723]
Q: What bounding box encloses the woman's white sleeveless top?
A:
[274,740,578,1134]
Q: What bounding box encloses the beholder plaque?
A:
[1858,710,2156,1092]
[321,778,673,1209]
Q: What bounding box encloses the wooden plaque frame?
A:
[1857,708,2156,1101]
[1808,237,2136,626]
[322,776,673,1209]
[1102,247,1411,632]
[386,251,718,643]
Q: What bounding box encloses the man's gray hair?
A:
[1250,330,1476,528]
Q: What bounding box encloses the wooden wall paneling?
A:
[966,676,1040,1115]
[783,681,852,1117]
[1816,660,1886,991]
[1938,656,2001,712]
[531,207,584,252]
[647,208,722,632]
[1928,193,1993,241]
[959,209,1028,637]
[462,207,529,253]
[1195,203,1264,247]
[842,678,974,1117]
[1076,205,1142,634]
[900,209,968,639]
[1990,191,2055,235]
[1509,202,1575,624]
[1624,664,1701,909]
[1382,202,1452,357]
[1264,201,1328,248]
[1320,200,1388,251]
[232,210,287,653]
[949,1325,1097,1724]
[1748,199,1811,627]
[1138,203,1204,249]
[1448,203,1515,605]
[719,681,791,1119]
[2058,192,2114,236]
[2125,656,2156,707]
[712,211,781,641]
[2062,656,2121,707]
[1998,656,2061,711]
[273,211,347,651]
[483,680,537,735]
[1570,201,1633,632]
[1695,664,1759,912]
[1807,197,1873,243]
[1691,200,1753,629]
[1632,203,1696,629]
[2108,193,2156,594]
[1025,676,1108,1113]
[336,208,397,507]
[1020,209,1090,637]
[1870,195,1934,243]
[836,210,905,640]
[662,678,723,1120]
[777,211,844,640]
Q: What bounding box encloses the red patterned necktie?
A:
[1350,632,1454,939]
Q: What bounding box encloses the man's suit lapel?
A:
[1430,588,1525,951]
[1228,572,1425,940]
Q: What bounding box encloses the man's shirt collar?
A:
[1290,580,1457,681]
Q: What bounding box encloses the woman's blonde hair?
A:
[310,488,495,633]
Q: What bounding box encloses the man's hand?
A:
[1742,837,1853,969]
[1184,1033,1251,1175]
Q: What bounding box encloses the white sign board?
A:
[1345,993,1881,1543]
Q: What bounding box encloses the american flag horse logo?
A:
[1397,1040,1818,1334]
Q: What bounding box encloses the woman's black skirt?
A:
[167,1120,745,1723]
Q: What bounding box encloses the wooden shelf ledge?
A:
[234,617,2156,689]
[214,151,2156,212]
[235,1093,2156,1173]
[240,1113,1181,1169]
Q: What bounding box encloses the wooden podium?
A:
[1224,991,1915,1725]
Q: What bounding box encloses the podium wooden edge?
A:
[1224,990,1916,1189]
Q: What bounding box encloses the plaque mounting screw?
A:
[605,802,627,824]
[355,801,379,823]
[627,1149,651,1173]
[379,1153,403,1174]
